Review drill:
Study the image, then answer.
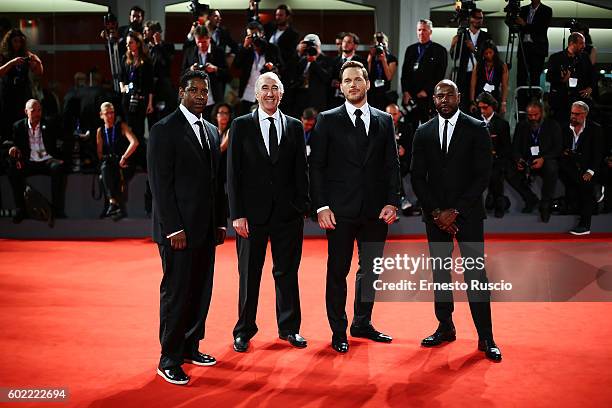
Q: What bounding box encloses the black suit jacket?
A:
[291,54,332,111]
[264,24,300,73]
[513,118,562,162]
[519,2,552,56]
[486,113,512,160]
[6,118,62,160]
[309,104,401,218]
[401,41,448,97]
[411,112,492,222]
[181,44,229,105]
[562,121,604,173]
[233,43,283,99]
[227,110,309,224]
[147,108,226,248]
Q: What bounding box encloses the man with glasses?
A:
[148,70,227,385]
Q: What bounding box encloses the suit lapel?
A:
[252,110,272,163]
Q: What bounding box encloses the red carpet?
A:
[1,238,612,407]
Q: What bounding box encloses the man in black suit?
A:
[328,33,367,108]
[264,4,300,87]
[507,100,562,222]
[477,92,512,218]
[310,60,401,353]
[515,0,552,87]
[207,9,239,55]
[181,25,229,120]
[148,70,227,385]
[411,80,501,362]
[227,72,309,353]
[401,20,448,127]
[559,101,603,235]
[4,99,65,222]
[233,21,283,115]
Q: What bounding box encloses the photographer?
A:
[207,9,239,55]
[559,101,603,235]
[400,20,447,126]
[264,4,300,86]
[96,102,139,220]
[101,6,145,59]
[515,0,552,87]
[144,21,176,126]
[507,100,561,222]
[232,21,283,114]
[289,34,331,117]
[181,24,228,119]
[546,32,594,127]
[449,8,491,111]
[0,29,44,140]
[470,41,509,114]
[477,92,512,218]
[329,32,366,108]
[367,32,398,110]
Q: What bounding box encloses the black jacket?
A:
[147,108,226,248]
[401,41,448,98]
[561,121,604,174]
[486,113,512,160]
[411,112,492,221]
[227,110,309,224]
[309,104,401,218]
[181,44,229,105]
[513,118,562,162]
[518,2,552,56]
[5,118,62,161]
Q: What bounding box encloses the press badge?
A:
[306,145,311,156]
[483,83,495,93]
[530,146,540,156]
[374,79,385,88]
[413,63,419,70]
[569,78,578,88]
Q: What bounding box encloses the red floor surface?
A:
[1,238,612,407]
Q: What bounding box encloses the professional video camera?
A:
[303,40,318,57]
[452,0,478,29]
[189,0,209,23]
[504,0,522,32]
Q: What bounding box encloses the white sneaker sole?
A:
[569,230,591,236]
[184,358,217,366]
[157,368,189,385]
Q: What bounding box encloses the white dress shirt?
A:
[437,109,461,152]
[28,120,51,162]
[344,100,370,135]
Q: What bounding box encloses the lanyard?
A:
[530,127,541,146]
[104,125,116,148]
[417,42,431,64]
[485,65,495,83]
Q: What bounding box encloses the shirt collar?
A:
[570,123,586,136]
[179,103,203,125]
[439,109,460,127]
[28,120,40,131]
[345,101,370,118]
[482,112,494,123]
[258,106,280,123]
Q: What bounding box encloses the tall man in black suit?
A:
[148,71,227,386]
[411,80,501,362]
[515,0,552,87]
[5,99,65,222]
[559,101,603,235]
[310,60,401,353]
[227,72,309,353]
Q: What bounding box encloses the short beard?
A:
[346,92,366,105]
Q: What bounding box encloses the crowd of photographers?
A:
[1,0,611,234]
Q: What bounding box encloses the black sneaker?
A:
[569,225,590,236]
[157,365,189,385]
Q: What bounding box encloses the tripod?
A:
[505,24,532,89]
[106,34,122,93]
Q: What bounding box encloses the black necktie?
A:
[267,117,279,160]
[354,109,368,149]
[194,121,214,174]
[442,119,449,156]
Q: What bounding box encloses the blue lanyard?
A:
[530,127,541,146]
[417,42,431,64]
[104,126,116,148]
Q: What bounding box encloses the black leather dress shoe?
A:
[478,339,502,362]
[279,333,307,348]
[331,339,349,353]
[421,328,456,347]
[157,365,189,385]
[350,326,392,343]
[233,336,249,353]
[184,351,217,366]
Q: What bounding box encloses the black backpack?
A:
[24,184,54,227]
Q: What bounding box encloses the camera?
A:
[303,40,318,57]
[504,0,522,32]
[452,0,477,27]
[189,0,209,23]
[250,32,266,48]
[22,56,31,64]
